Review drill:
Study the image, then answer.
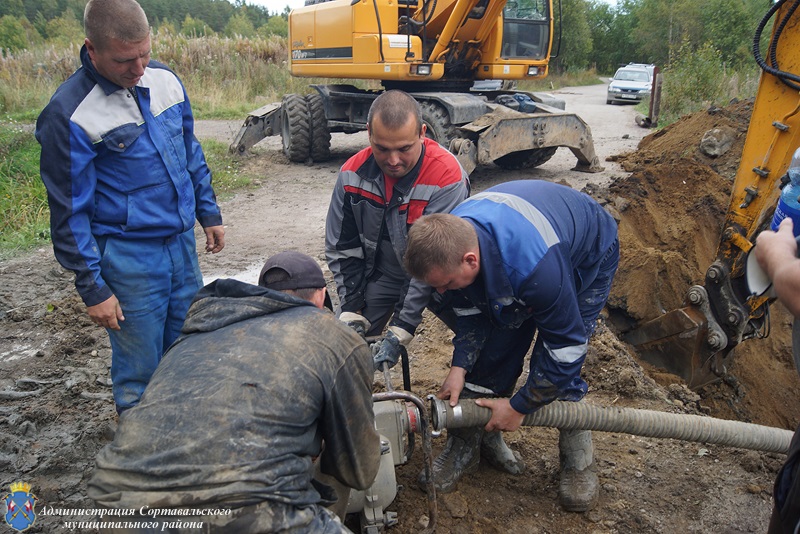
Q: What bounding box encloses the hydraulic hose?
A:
[752,0,800,91]
[430,397,794,454]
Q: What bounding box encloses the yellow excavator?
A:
[231,0,604,174]
[625,0,800,389]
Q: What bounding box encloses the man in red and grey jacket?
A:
[325,89,470,365]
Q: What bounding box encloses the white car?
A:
[627,62,656,79]
[607,67,652,105]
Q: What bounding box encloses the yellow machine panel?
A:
[352,35,420,64]
[290,0,405,71]
[289,0,553,84]
[352,0,399,34]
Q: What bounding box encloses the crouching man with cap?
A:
[87,251,380,533]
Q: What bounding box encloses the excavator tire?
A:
[306,93,331,162]
[419,100,460,150]
[281,94,311,163]
[494,147,558,170]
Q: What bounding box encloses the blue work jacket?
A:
[36,45,222,307]
[450,180,618,411]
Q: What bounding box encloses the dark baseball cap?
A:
[259,251,326,290]
[258,251,332,309]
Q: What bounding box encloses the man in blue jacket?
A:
[35,0,224,414]
[404,180,619,512]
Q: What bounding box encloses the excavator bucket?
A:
[624,304,730,389]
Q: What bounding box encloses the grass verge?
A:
[0,121,50,256]
[0,124,258,257]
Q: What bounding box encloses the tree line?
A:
[1,0,769,77]
[0,0,289,53]
[559,0,766,74]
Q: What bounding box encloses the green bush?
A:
[43,12,83,47]
[0,15,28,55]
[181,15,214,38]
[259,16,288,38]
[224,13,256,39]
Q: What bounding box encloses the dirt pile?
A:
[608,100,750,321]
[601,99,800,429]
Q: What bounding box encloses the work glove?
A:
[372,326,413,371]
[339,311,371,340]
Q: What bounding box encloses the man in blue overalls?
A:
[404,180,619,512]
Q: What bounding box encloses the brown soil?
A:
[2,92,797,533]
[605,99,800,431]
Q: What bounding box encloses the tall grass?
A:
[0,30,365,120]
[0,43,81,121]
[658,42,760,126]
[0,120,50,252]
[152,30,292,118]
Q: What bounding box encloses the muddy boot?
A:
[558,429,599,512]
[418,426,482,493]
[480,431,525,475]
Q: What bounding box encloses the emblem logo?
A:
[4,482,37,532]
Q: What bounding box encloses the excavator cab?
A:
[501,0,550,60]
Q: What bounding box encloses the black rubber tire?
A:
[281,94,310,163]
[306,93,331,162]
[419,100,459,150]
[493,147,558,170]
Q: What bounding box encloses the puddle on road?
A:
[1,340,47,363]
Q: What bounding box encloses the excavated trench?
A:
[600,98,800,429]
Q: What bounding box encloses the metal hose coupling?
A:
[429,397,794,454]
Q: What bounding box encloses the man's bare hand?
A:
[755,217,797,278]
[437,366,467,406]
[204,225,225,253]
[475,397,525,432]
[87,295,124,331]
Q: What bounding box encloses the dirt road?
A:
[1,84,791,533]
[194,82,647,283]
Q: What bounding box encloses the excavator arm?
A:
[625,0,800,388]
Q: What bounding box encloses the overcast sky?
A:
[249,0,616,15]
